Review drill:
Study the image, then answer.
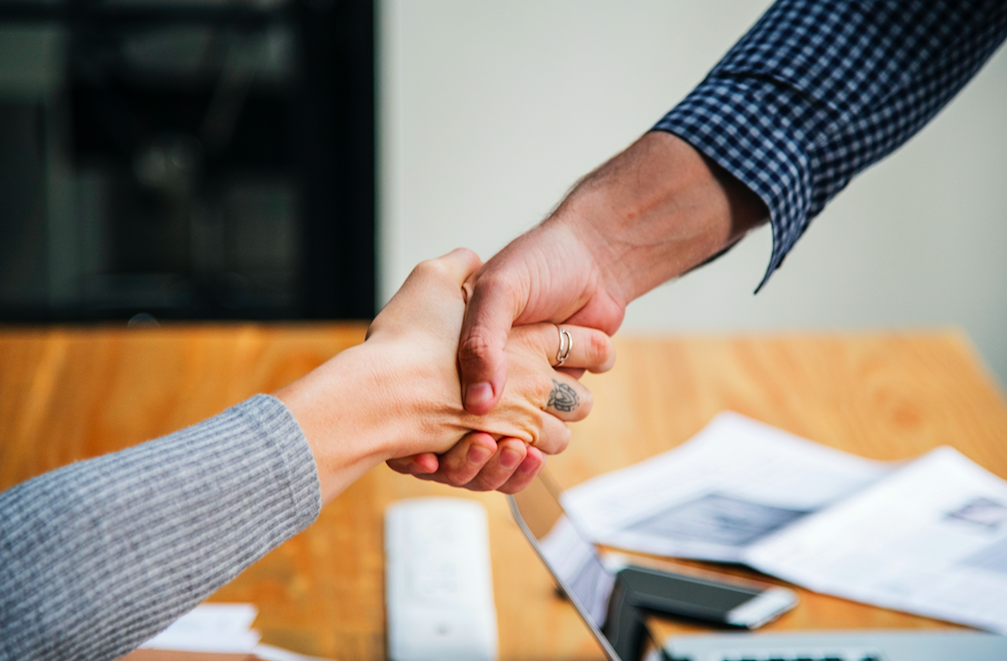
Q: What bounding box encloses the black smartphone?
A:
[611,561,797,629]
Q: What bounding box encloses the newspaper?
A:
[747,446,1007,633]
[561,412,1007,633]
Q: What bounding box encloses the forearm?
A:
[548,130,767,305]
[0,249,592,658]
[0,395,320,661]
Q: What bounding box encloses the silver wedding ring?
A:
[555,325,573,367]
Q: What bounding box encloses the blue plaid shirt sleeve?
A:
[653,0,1007,289]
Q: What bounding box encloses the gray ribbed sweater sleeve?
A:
[0,394,322,661]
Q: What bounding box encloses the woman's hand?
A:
[275,248,614,503]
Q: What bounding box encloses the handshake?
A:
[276,245,618,503]
[277,131,768,504]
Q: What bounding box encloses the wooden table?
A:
[2,325,1007,660]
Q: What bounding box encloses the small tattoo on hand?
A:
[547,379,578,412]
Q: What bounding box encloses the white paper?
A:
[561,412,893,561]
[140,603,339,660]
[141,603,260,653]
[254,643,339,661]
[747,446,1007,633]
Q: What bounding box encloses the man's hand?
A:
[459,131,767,415]
[458,221,629,414]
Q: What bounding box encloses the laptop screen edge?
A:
[507,493,626,661]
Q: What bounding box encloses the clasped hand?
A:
[278,248,613,501]
[378,248,614,493]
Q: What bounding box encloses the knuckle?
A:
[586,332,613,367]
[445,469,471,488]
[539,423,571,454]
[412,257,446,279]
[458,333,497,367]
[471,270,526,312]
[471,269,507,292]
[554,426,572,454]
[452,246,479,263]
[536,377,555,403]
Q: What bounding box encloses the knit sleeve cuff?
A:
[234,393,323,533]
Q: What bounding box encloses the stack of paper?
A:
[140,604,260,654]
[561,412,1007,633]
[133,604,334,661]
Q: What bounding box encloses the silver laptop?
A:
[508,473,1007,661]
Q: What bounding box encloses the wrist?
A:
[274,345,400,504]
[548,131,766,302]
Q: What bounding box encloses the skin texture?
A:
[276,249,614,504]
[393,131,768,491]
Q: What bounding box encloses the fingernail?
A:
[467,444,492,464]
[500,448,522,469]
[465,382,493,409]
[519,456,539,475]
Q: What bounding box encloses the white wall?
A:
[379,0,1007,387]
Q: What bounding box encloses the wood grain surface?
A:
[2,325,1006,660]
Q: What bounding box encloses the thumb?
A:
[458,270,525,415]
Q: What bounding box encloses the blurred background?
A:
[1,0,1005,386]
[0,0,374,322]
